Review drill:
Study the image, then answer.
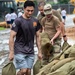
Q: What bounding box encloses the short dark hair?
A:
[24,1,35,8]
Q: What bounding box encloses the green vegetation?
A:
[45,0,70,5]
[46,1,56,5]
[58,0,70,4]
[0,27,5,30]
[45,1,58,5]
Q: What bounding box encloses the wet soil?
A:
[65,27,75,40]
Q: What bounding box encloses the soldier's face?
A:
[46,14,52,19]
[24,6,34,18]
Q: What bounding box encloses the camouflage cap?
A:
[44,4,52,15]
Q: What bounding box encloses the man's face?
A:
[46,14,52,19]
[24,6,34,18]
[38,6,44,15]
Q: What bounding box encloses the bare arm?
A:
[36,30,42,59]
[60,22,65,36]
[60,22,67,41]
[9,30,17,61]
[51,25,61,45]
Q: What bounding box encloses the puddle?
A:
[0,55,8,65]
[0,57,7,65]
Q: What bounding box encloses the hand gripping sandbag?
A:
[40,32,54,54]
[61,41,70,51]
[2,61,16,75]
[33,59,42,75]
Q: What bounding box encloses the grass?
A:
[0,27,6,30]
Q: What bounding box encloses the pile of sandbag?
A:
[33,32,54,75]
[33,31,75,75]
[40,32,54,60]
[36,43,75,75]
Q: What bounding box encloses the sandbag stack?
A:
[36,41,75,75]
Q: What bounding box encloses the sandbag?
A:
[2,61,16,75]
[69,48,75,57]
[0,22,8,27]
[40,32,54,62]
[36,60,59,75]
[59,44,71,60]
[49,60,75,75]
[61,41,70,50]
[67,48,75,57]
[70,70,75,75]
[70,69,75,75]
[47,70,68,75]
[47,61,71,75]
[50,57,75,72]
[40,32,50,47]
[53,60,75,75]
[46,59,75,75]
[33,59,42,75]
[49,42,71,62]
[36,42,71,75]
[40,32,54,53]
[64,44,75,58]
[68,60,75,75]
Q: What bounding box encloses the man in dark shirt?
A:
[9,1,42,75]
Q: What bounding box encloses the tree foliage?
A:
[58,0,70,4]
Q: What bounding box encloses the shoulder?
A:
[15,13,17,16]
[41,16,46,22]
[14,17,22,23]
[15,17,21,21]
[31,17,39,22]
[53,10,62,22]
[53,9,59,15]
[12,17,22,28]
[52,9,57,13]
[53,15,58,19]
[53,15,60,22]
[40,17,46,26]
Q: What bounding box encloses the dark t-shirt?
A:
[11,16,41,55]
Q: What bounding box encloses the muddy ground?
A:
[65,26,75,40]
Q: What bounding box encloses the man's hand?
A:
[50,39,54,45]
[9,52,14,61]
[63,35,67,42]
[38,51,42,60]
